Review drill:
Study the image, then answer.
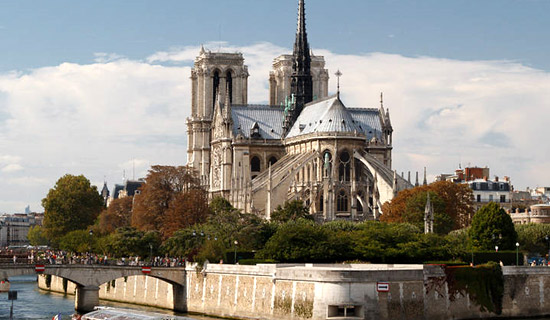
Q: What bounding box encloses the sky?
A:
[0,0,549,213]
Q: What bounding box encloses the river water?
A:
[0,275,215,320]
[1,275,549,319]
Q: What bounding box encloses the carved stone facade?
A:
[186,0,410,221]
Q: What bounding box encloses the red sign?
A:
[377,282,390,292]
[141,266,151,274]
[35,265,45,273]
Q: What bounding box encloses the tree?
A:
[381,181,474,232]
[162,188,209,238]
[27,225,49,246]
[515,223,550,255]
[270,200,311,223]
[98,196,133,234]
[131,165,208,238]
[101,227,161,258]
[468,202,517,250]
[58,230,93,253]
[42,174,104,246]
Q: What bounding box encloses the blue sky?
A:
[2,0,550,71]
[0,0,549,213]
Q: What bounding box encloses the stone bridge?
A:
[0,264,186,313]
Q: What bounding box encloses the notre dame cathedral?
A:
[186,0,411,221]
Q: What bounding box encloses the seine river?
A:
[1,276,548,319]
[0,275,215,320]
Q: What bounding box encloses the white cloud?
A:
[2,163,23,173]
[0,41,548,212]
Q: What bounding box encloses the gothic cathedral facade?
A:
[186,0,411,221]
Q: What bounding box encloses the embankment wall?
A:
[38,264,550,319]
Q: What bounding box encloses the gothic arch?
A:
[250,155,261,179]
[337,189,349,212]
[225,69,234,104]
[338,149,351,182]
[212,69,221,108]
[322,149,332,177]
[268,155,278,166]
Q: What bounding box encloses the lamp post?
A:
[546,235,550,261]
[495,245,499,252]
[516,242,520,266]
[89,229,93,252]
[149,243,153,265]
[234,240,238,264]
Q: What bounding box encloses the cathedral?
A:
[186,0,411,221]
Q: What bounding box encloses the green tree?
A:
[42,174,104,246]
[468,202,517,250]
[270,200,311,223]
[27,225,49,246]
[258,219,350,262]
[101,227,161,258]
[58,230,93,253]
[515,223,550,255]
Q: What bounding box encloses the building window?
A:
[338,151,351,182]
[500,195,506,203]
[251,156,261,179]
[489,195,493,202]
[323,150,332,177]
[319,195,324,212]
[268,156,278,166]
[477,194,481,202]
[226,70,233,103]
[337,190,348,212]
[212,70,220,108]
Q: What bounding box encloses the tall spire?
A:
[284,0,313,135]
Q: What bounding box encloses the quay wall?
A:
[38,264,550,319]
[38,273,175,310]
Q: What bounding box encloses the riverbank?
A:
[38,263,550,320]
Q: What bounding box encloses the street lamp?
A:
[149,243,153,264]
[516,242,520,266]
[234,240,238,264]
[495,245,499,252]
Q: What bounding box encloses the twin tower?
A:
[186,0,329,180]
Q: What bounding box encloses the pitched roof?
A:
[286,95,380,139]
[231,105,284,140]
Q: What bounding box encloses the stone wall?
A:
[38,264,550,320]
[38,273,175,310]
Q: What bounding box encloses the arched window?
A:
[319,195,324,212]
[250,156,261,179]
[339,151,351,182]
[226,70,233,103]
[268,156,278,166]
[355,159,362,182]
[337,190,348,212]
[212,70,220,108]
[323,150,332,177]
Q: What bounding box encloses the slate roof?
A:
[228,96,383,141]
[286,95,382,139]
[231,105,284,140]
[348,108,383,140]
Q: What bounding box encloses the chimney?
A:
[504,176,509,182]
[483,176,488,181]
[495,176,499,182]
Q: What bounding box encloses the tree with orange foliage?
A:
[131,165,208,238]
[98,196,133,234]
[381,181,473,233]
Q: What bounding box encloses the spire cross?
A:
[380,92,384,108]
[335,69,342,97]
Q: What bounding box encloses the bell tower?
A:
[186,47,249,185]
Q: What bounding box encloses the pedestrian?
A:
[12,255,16,264]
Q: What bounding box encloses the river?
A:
[1,275,549,319]
[0,275,216,320]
